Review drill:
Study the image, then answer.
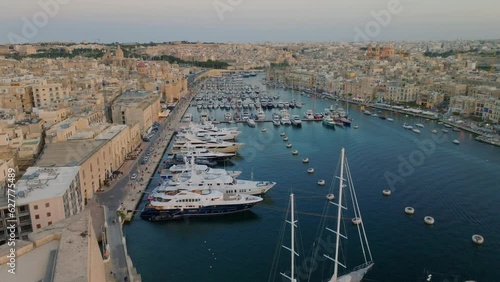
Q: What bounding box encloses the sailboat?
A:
[322,148,374,282]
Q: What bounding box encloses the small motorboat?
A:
[291,150,298,155]
[307,168,314,174]
[261,128,267,132]
[353,125,359,129]
[302,158,309,163]
[452,139,460,144]
[382,189,391,196]
[326,193,335,201]
[317,179,326,186]
[283,137,289,141]
[286,143,292,148]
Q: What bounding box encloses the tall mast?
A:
[290,193,295,282]
[280,193,298,282]
[332,148,345,282]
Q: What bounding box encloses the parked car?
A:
[131,173,137,180]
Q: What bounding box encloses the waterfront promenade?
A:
[95,92,194,282]
[120,94,193,219]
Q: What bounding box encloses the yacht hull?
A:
[140,203,258,221]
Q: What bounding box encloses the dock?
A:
[118,93,195,222]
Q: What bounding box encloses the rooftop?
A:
[0,166,80,207]
[0,210,99,282]
[0,240,59,282]
[36,140,106,167]
[95,124,128,140]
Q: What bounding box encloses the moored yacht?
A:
[403,123,413,130]
[280,110,292,125]
[304,109,315,120]
[291,115,302,127]
[172,134,243,153]
[140,188,262,221]
[257,108,266,121]
[247,118,256,127]
[169,160,242,178]
[164,159,277,196]
[182,113,193,122]
[322,116,336,129]
[272,113,281,126]
[180,148,235,160]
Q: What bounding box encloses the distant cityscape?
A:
[0,38,499,281]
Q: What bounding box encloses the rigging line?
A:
[345,159,367,263]
[262,195,332,201]
[307,155,342,282]
[346,158,373,263]
[255,204,359,220]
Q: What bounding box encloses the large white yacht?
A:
[163,159,276,195]
[179,148,235,160]
[140,188,262,221]
[178,122,241,141]
[169,161,241,178]
[172,134,243,153]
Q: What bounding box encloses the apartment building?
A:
[32,82,71,108]
[429,82,467,97]
[37,124,141,201]
[37,107,72,124]
[449,95,479,114]
[384,81,420,103]
[0,82,34,112]
[416,91,445,108]
[111,90,161,135]
[0,166,83,243]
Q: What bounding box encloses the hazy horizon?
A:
[1,0,499,44]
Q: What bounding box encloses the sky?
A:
[1,0,499,44]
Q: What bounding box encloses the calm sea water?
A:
[124,75,500,282]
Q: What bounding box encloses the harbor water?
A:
[124,75,500,282]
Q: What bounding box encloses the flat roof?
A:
[95,124,127,140]
[36,140,106,167]
[0,240,59,282]
[68,131,96,140]
[0,211,94,282]
[0,166,80,206]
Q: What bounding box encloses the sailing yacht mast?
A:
[324,148,373,282]
[280,193,298,282]
[332,148,345,282]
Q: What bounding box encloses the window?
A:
[36,224,41,229]
[34,205,38,210]
[45,203,50,208]
[48,221,52,225]
[47,212,51,217]
[35,215,40,219]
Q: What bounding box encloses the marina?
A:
[123,74,500,282]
